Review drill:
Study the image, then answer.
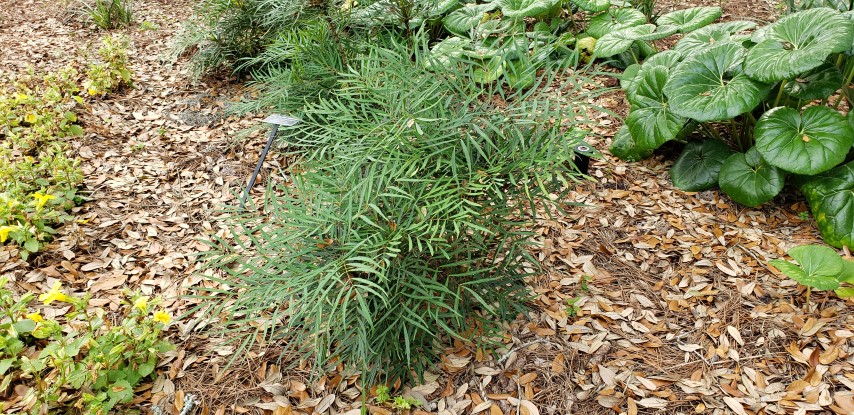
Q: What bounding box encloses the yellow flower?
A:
[87,88,99,96]
[32,192,56,212]
[152,310,171,324]
[25,312,42,322]
[133,296,149,312]
[0,225,18,243]
[38,281,71,305]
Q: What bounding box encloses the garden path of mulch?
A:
[1,0,853,414]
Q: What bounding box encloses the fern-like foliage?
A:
[171,0,331,76]
[195,36,604,384]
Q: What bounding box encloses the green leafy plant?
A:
[172,0,333,76]
[84,35,133,97]
[372,385,420,410]
[139,20,159,30]
[629,0,659,23]
[612,7,854,249]
[84,0,134,30]
[580,4,722,69]
[0,277,173,414]
[0,68,85,258]
[391,396,421,410]
[769,245,854,304]
[566,296,581,317]
[784,0,853,13]
[197,36,602,385]
[376,385,392,404]
[0,35,132,257]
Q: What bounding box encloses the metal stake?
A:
[240,114,300,209]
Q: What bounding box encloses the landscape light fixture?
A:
[240,114,300,209]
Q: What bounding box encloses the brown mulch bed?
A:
[1,0,853,414]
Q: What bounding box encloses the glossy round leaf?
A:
[674,20,756,56]
[498,0,560,18]
[744,8,854,83]
[620,63,642,93]
[626,106,686,151]
[587,8,646,38]
[643,49,683,69]
[835,287,854,298]
[430,0,462,16]
[845,11,854,53]
[800,161,854,248]
[784,63,844,100]
[426,37,469,69]
[572,0,610,12]
[656,6,722,33]
[442,3,497,36]
[665,42,771,122]
[840,258,854,283]
[609,125,653,161]
[770,245,843,290]
[754,106,854,175]
[594,24,656,58]
[670,139,733,191]
[627,63,669,108]
[718,148,785,207]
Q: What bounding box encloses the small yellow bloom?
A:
[152,310,171,324]
[25,312,42,322]
[38,281,71,305]
[32,192,56,212]
[133,296,149,312]
[87,88,99,96]
[0,225,18,243]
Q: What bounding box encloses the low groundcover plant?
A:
[0,277,173,415]
[611,7,854,250]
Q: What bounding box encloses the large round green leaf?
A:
[627,63,669,108]
[572,0,610,12]
[609,125,653,161]
[587,8,646,38]
[745,8,854,83]
[429,0,461,16]
[498,0,560,18]
[594,24,657,58]
[620,63,641,93]
[626,68,686,152]
[670,139,733,191]
[784,63,844,100]
[596,23,680,58]
[643,49,683,69]
[718,148,785,207]
[656,6,722,33]
[426,36,470,70]
[674,20,756,56]
[442,3,497,36]
[845,11,854,53]
[800,161,854,249]
[665,43,771,122]
[754,106,854,175]
[840,258,854,283]
[769,245,843,290]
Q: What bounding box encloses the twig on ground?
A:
[497,339,557,365]
[658,352,787,372]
